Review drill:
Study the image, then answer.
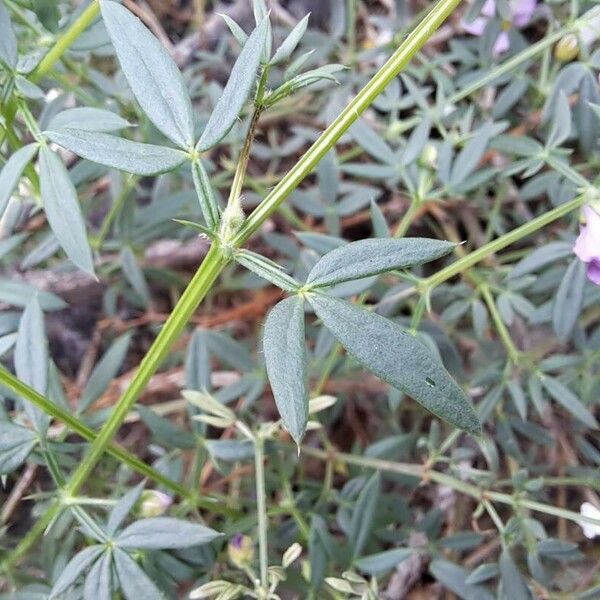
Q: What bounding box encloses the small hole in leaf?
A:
[425,377,436,388]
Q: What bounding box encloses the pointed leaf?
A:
[350,472,380,559]
[50,545,104,598]
[197,18,269,150]
[48,107,131,133]
[0,421,38,474]
[547,91,571,148]
[271,14,310,65]
[191,159,220,229]
[83,550,112,600]
[541,376,598,428]
[106,481,145,536]
[45,129,186,176]
[80,333,132,413]
[308,294,481,434]
[113,548,162,600]
[101,0,194,148]
[236,249,301,292]
[263,296,308,443]
[307,238,456,288]
[0,1,17,68]
[0,144,39,218]
[15,296,49,431]
[499,549,531,599]
[116,517,221,549]
[39,147,94,274]
[355,548,412,575]
[552,258,586,340]
[449,123,493,187]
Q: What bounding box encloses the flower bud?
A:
[418,143,438,169]
[228,534,254,567]
[554,34,579,62]
[139,490,172,517]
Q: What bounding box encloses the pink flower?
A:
[462,0,537,54]
[574,205,600,285]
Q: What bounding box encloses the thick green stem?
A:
[64,244,228,496]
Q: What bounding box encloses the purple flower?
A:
[574,205,600,285]
[462,0,537,54]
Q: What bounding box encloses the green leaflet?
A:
[0,0,17,68]
[196,17,269,151]
[308,294,481,435]
[191,159,221,230]
[45,129,187,176]
[0,421,38,475]
[39,147,95,274]
[541,376,598,427]
[355,548,412,575]
[49,545,105,598]
[236,249,301,292]
[263,296,308,443]
[0,143,39,218]
[115,517,222,549]
[100,0,194,149]
[83,551,112,600]
[32,0,60,32]
[113,548,162,600]
[350,472,380,559]
[14,296,49,432]
[306,238,456,288]
[449,122,494,188]
[106,482,145,536]
[79,333,132,414]
[270,13,310,65]
[48,107,131,133]
[552,257,586,341]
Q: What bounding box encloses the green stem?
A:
[226,66,270,211]
[419,194,587,293]
[64,244,228,496]
[480,283,521,365]
[300,446,600,529]
[254,435,269,593]
[29,1,101,83]
[0,366,231,514]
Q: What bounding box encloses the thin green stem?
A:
[254,435,269,593]
[226,66,270,211]
[419,194,587,293]
[29,1,101,83]
[0,366,232,514]
[480,283,521,365]
[300,446,600,529]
